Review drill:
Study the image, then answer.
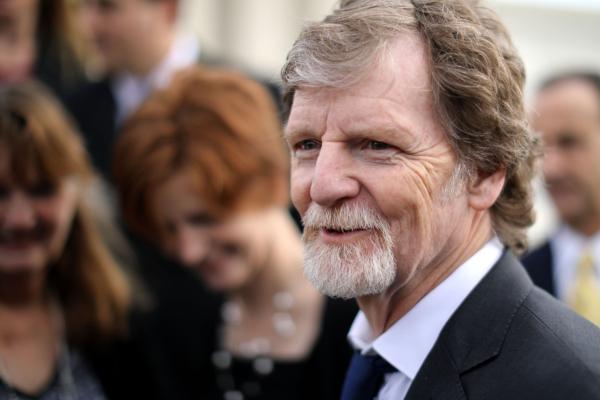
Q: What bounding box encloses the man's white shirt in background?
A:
[550,225,600,301]
[112,33,200,126]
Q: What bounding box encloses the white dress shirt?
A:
[550,225,600,301]
[112,33,200,126]
[347,237,504,400]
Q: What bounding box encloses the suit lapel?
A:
[404,343,465,400]
[406,251,533,400]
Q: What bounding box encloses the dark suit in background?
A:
[521,241,555,296]
[65,79,116,179]
[87,232,224,400]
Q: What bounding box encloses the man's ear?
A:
[467,168,506,211]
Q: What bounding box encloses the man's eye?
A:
[367,141,390,150]
[555,133,581,150]
[296,139,320,151]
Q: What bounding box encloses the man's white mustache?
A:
[302,203,388,232]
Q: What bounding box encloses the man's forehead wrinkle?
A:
[285,91,331,139]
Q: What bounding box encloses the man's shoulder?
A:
[421,252,600,398]
[492,287,600,396]
[476,252,600,373]
[517,286,600,368]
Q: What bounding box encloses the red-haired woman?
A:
[114,67,357,400]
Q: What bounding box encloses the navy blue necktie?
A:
[341,352,397,400]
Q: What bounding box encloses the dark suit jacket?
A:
[405,251,600,400]
[521,241,556,296]
[65,78,116,179]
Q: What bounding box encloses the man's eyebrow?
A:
[283,123,314,140]
[343,126,398,137]
[342,120,415,140]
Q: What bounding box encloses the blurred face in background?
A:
[533,79,600,234]
[0,0,38,26]
[82,0,175,75]
[0,0,39,83]
[151,169,272,292]
[0,146,79,274]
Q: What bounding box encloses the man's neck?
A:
[123,31,175,77]
[357,213,493,336]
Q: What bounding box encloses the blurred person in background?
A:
[0,0,92,101]
[68,0,201,180]
[523,72,600,326]
[113,67,357,400]
[66,4,224,399]
[0,81,158,400]
[69,0,283,183]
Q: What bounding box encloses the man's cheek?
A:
[290,172,312,214]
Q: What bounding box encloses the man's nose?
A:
[3,192,36,230]
[174,228,210,267]
[542,146,566,181]
[309,143,360,208]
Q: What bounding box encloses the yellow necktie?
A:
[568,250,600,326]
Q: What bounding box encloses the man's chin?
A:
[304,272,384,299]
[303,258,397,299]
[303,234,382,257]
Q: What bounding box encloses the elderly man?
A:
[523,72,600,326]
[282,1,600,399]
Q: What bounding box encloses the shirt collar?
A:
[112,33,200,125]
[147,33,200,89]
[348,236,503,380]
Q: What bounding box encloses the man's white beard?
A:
[302,203,397,299]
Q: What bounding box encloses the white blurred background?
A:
[177,0,600,248]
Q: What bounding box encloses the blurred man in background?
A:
[67,0,198,179]
[523,72,600,326]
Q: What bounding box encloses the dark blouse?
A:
[87,233,224,400]
[0,349,106,400]
[214,298,358,400]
